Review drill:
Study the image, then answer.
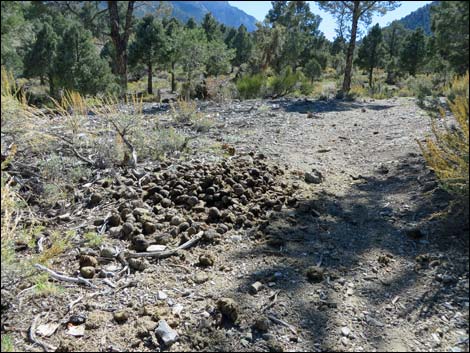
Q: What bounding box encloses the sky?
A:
[228,1,433,40]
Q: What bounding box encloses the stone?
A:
[132,235,149,252]
[406,228,424,239]
[128,258,149,271]
[233,184,245,196]
[155,320,178,346]
[304,169,323,184]
[109,226,121,238]
[90,193,102,206]
[157,291,168,300]
[193,272,209,284]
[107,214,121,227]
[79,255,98,268]
[187,196,199,207]
[341,327,351,337]
[198,254,215,267]
[170,216,183,226]
[147,245,167,252]
[217,298,239,323]
[100,247,117,258]
[142,222,156,235]
[161,198,172,208]
[121,222,134,237]
[113,310,129,324]
[254,317,270,332]
[207,207,221,222]
[306,266,324,282]
[80,266,95,279]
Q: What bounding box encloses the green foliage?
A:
[267,66,301,96]
[1,334,14,352]
[304,59,322,82]
[431,1,469,75]
[202,12,222,42]
[23,21,58,95]
[206,40,235,76]
[128,15,167,94]
[356,24,384,87]
[419,72,469,204]
[399,28,426,76]
[236,74,265,99]
[84,231,103,248]
[231,24,253,67]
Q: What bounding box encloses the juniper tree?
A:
[128,15,167,94]
[356,24,384,87]
[399,28,426,76]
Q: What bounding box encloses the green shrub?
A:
[236,74,265,99]
[267,67,300,97]
[419,72,469,206]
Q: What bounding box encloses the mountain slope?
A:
[397,1,439,35]
[134,1,258,31]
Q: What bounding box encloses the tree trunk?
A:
[107,1,135,92]
[368,67,373,88]
[342,1,361,95]
[147,61,153,95]
[40,76,45,85]
[171,61,176,93]
[48,73,56,98]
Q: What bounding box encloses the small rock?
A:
[121,222,134,237]
[80,266,95,279]
[113,310,129,324]
[157,291,168,300]
[79,255,98,268]
[217,298,239,323]
[254,317,270,332]
[207,207,221,222]
[132,235,149,252]
[100,247,117,258]
[155,319,178,346]
[170,216,182,226]
[306,266,324,282]
[142,222,156,235]
[128,258,149,271]
[193,272,209,284]
[90,193,102,206]
[147,244,167,252]
[161,198,172,208]
[406,228,424,239]
[107,213,121,227]
[304,169,323,184]
[199,254,215,267]
[341,327,351,337]
[341,336,349,346]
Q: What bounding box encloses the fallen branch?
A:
[34,263,97,288]
[267,314,298,335]
[261,290,281,313]
[125,231,203,259]
[29,314,57,352]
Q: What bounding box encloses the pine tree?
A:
[202,13,221,42]
[304,58,322,83]
[128,15,167,94]
[431,1,469,74]
[318,1,400,95]
[399,28,426,76]
[55,21,115,95]
[24,21,59,95]
[232,25,253,67]
[185,17,197,29]
[356,24,384,87]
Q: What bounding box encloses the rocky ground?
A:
[1,97,469,352]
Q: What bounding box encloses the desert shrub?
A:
[267,67,301,97]
[236,73,265,100]
[419,72,469,205]
[170,99,199,123]
[348,84,367,99]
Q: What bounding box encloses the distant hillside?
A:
[133,1,258,31]
[397,1,439,35]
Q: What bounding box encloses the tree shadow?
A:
[268,98,393,114]
[206,152,468,351]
